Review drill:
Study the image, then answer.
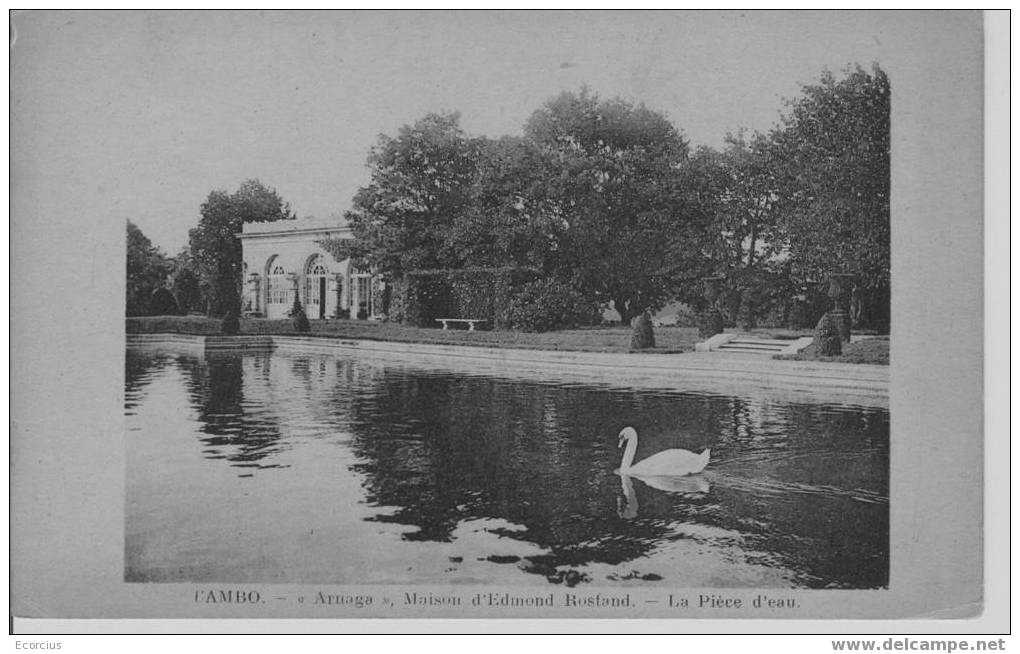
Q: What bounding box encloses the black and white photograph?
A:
[10,9,1001,631]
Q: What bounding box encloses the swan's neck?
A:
[620,437,638,472]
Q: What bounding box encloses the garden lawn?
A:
[775,336,889,365]
[127,316,701,353]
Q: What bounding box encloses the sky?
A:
[11,10,907,254]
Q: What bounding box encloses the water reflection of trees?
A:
[344,371,683,572]
[344,368,888,589]
[125,350,172,411]
[128,348,889,588]
[176,352,288,470]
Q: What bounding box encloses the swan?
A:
[616,427,710,477]
[635,474,710,494]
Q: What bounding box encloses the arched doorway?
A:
[304,255,330,320]
[351,265,373,320]
[265,255,289,320]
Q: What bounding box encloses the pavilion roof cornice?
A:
[236,228,353,240]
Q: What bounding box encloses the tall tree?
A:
[693,133,785,277]
[126,220,171,316]
[687,133,790,321]
[335,113,483,275]
[188,179,294,316]
[525,88,680,156]
[522,88,701,324]
[168,248,203,315]
[450,136,566,272]
[769,64,890,329]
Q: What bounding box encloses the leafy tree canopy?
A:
[188,179,295,316]
[126,220,171,316]
[688,132,787,286]
[450,135,567,272]
[525,86,685,156]
[329,70,890,331]
[335,92,706,325]
[520,89,699,324]
[335,113,484,276]
[769,64,890,289]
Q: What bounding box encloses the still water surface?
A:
[125,348,888,588]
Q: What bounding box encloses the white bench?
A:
[435,318,487,331]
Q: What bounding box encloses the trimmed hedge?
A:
[506,278,601,333]
[394,267,538,329]
[390,267,610,332]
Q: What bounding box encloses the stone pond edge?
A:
[126,333,889,408]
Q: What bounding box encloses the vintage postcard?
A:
[10,10,1002,632]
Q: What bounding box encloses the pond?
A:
[125,347,888,589]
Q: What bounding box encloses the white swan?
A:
[635,474,710,494]
[616,427,710,477]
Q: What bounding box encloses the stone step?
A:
[695,333,814,355]
[719,342,788,351]
[717,346,787,354]
[727,337,800,346]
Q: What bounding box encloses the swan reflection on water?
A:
[617,472,711,519]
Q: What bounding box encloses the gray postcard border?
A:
[9,9,1008,633]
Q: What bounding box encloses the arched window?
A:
[267,257,288,305]
[304,255,330,319]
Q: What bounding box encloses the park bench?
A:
[435,318,487,331]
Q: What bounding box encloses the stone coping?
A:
[238,216,351,236]
[127,333,274,350]
[126,333,888,409]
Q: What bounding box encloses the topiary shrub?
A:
[630,310,656,349]
[290,296,311,333]
[507,278,600,333]
[814,311,842,356]
[221,309,240,335]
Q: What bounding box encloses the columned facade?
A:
[238,218,378,321]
